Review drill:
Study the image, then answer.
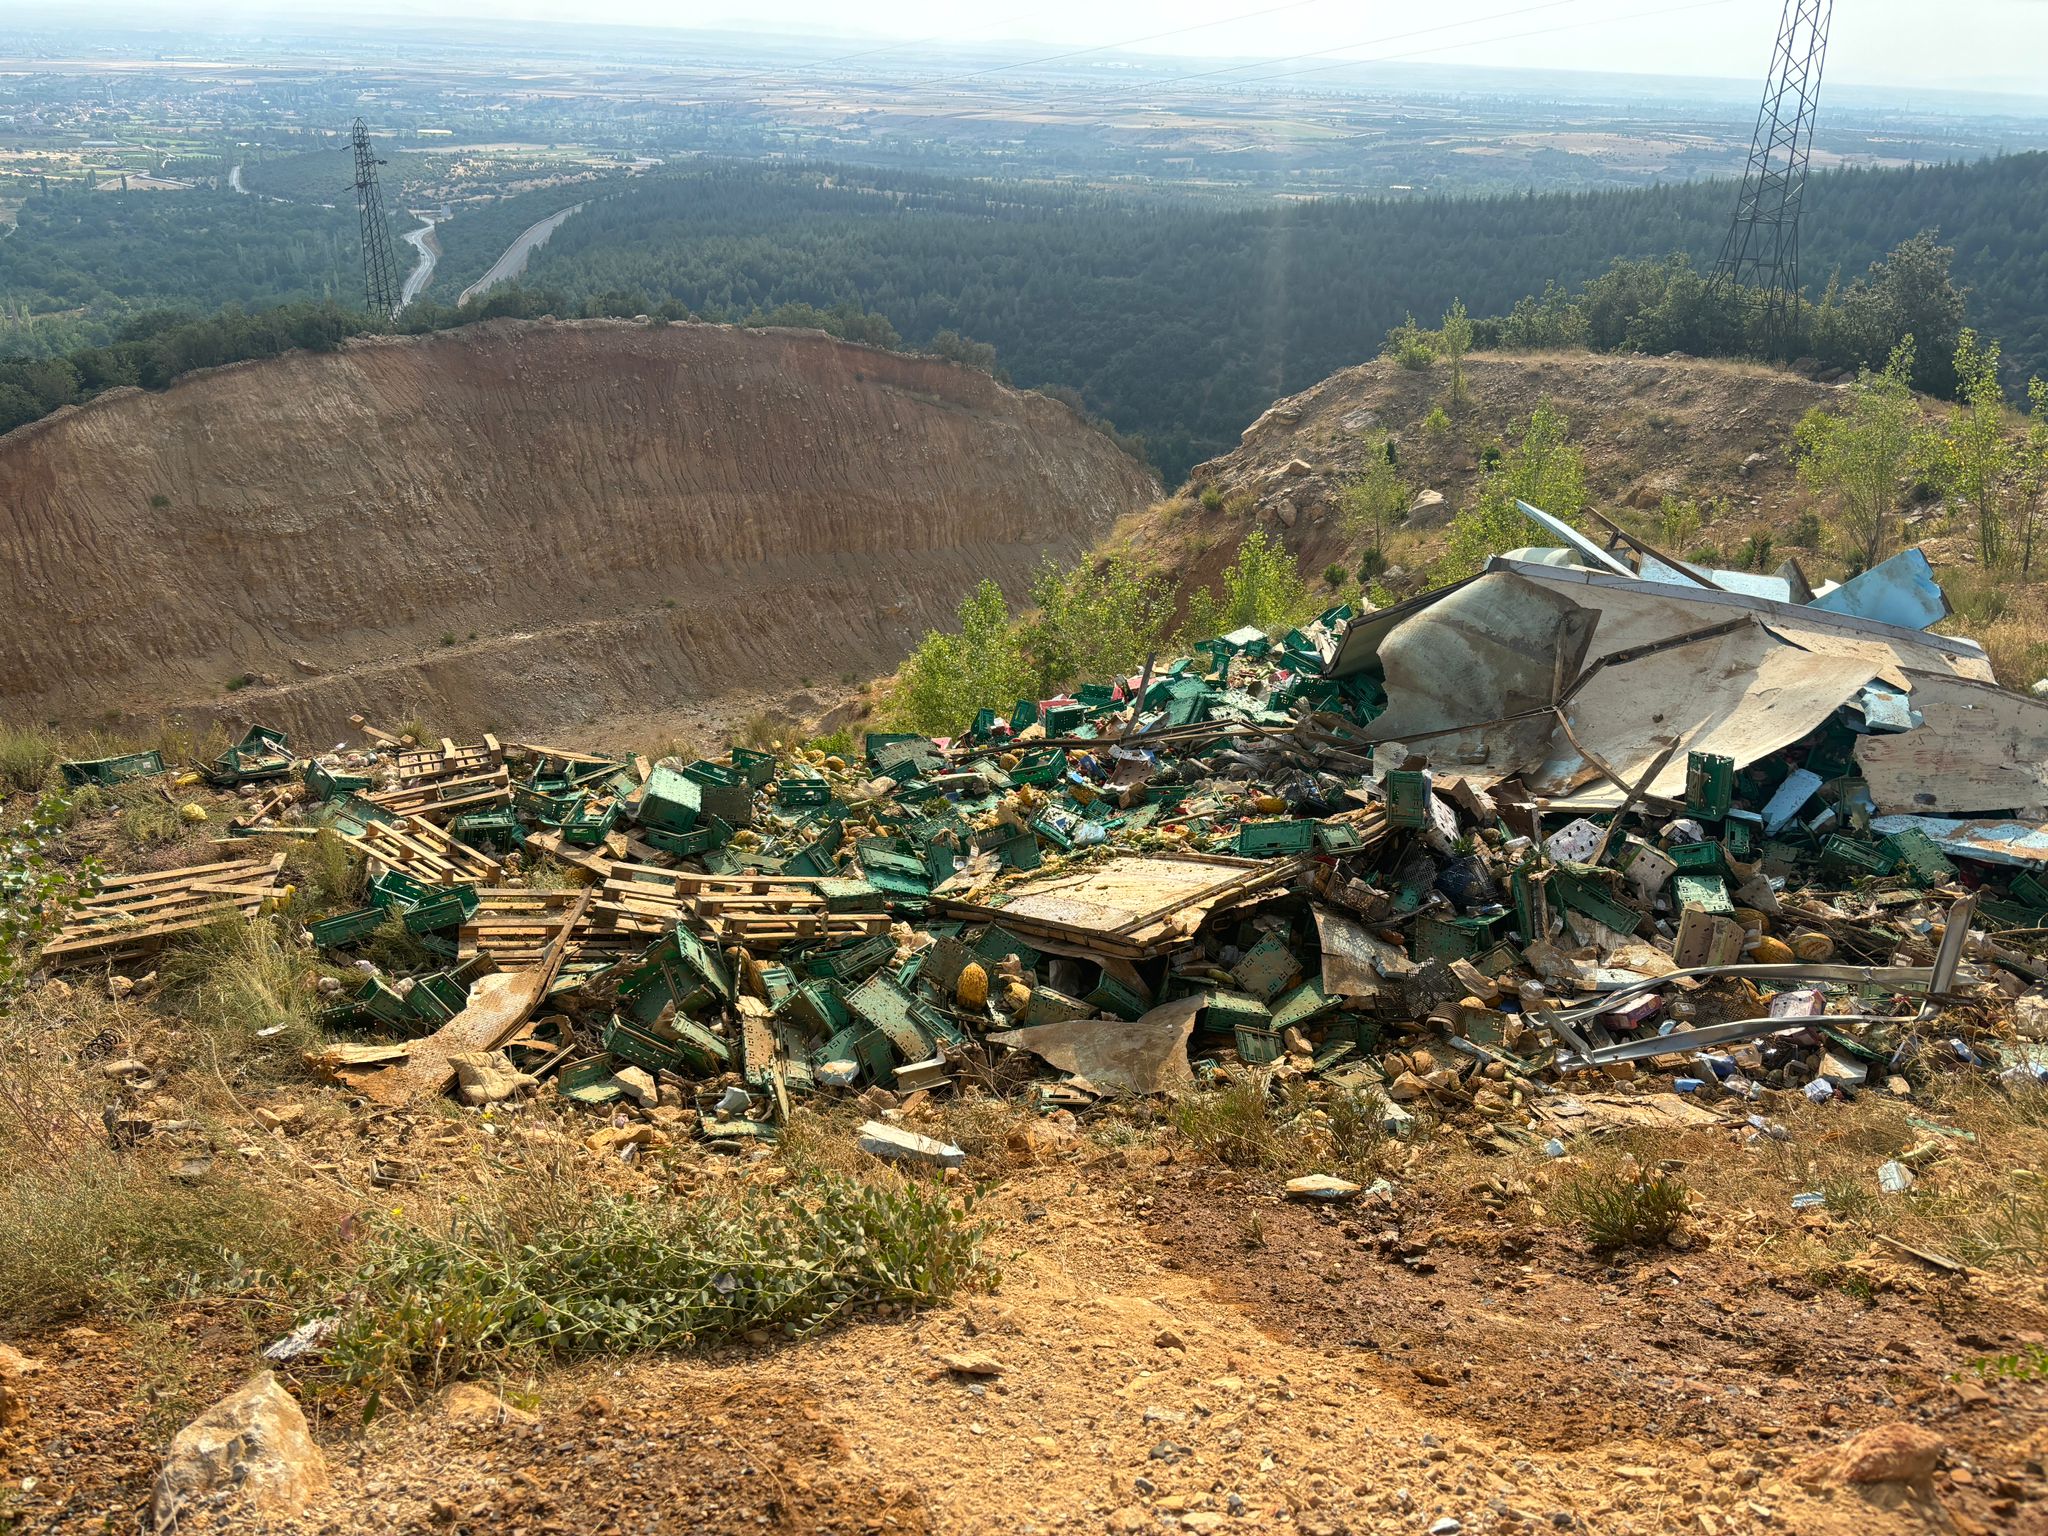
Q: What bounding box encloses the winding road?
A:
[458,203,583,306]
[399,216,440,310]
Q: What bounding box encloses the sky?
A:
[43,1,2048,94]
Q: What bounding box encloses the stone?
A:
[0,1343,44,1428]
[1827,1421,1945,1484]
[107,976,135,1000]
[1388,1070,1429,1102]
[1109,1507,1150,1533]
[1285,1175,1362,1202]
[936,1352,1003,1378]
[1183,1515,1225,1533]
[857,1119,965,1169]
[1281,457,1312,478]
[1275,499,1298,529]
[441,1382,537,1426]
[448,1050,537,1107]
[152,1372,328,1527]
[254,1102,305,1132]
[612,1066,658,1107]
[1154,1329,1186,1351]
[1741,452,1769,477]
[1406,489,1452,528]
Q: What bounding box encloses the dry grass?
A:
[1168,1073,1402,1182]
[1517,1078,2048,1284]
[157,916,325,1077]
[0,722,62,796]
[0,987,342,1326]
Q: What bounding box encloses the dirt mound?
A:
[1115,349,1843,598]
[0,319,1156,740]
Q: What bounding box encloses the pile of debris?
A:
[37,512,2048,1154]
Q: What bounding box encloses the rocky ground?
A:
[4,1082,2045,1536]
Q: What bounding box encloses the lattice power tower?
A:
[1714,0,1834,337]
[351,117,401,318]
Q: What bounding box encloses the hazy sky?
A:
[59,1,2048,93]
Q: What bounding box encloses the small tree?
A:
[1792,338,1920,571]
[2018,377,2048,577]
[1934,330,2013,569]
[890,580,1032,735]
[1179,529,1311,645]
[1022,555,1175,695]
[1339,448,1409,563]
[1440,299,1473,404]
[1439,400,1588,580]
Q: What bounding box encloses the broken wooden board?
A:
[40,853,288,968]
[934,853,1310,959]
[349,890,588,1104]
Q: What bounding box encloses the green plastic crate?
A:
[1684,752,1735,820]
[1881,828,1957,886]
[309,906,386,948]
[1819,835,1895,881]
[402,885,480,934]
[1667,840,1728,877]
[634,763,702,833]
[1670,874,1734,915]
[1236,819,1316,857]
[1383,770,1432,830]
[1084,975,1148,1021]
[60,750,165,788]
[1554,869,1646,934]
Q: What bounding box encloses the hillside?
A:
[509,153,2048,477]
[1111,348,2043,684]
[0,319,1157,741]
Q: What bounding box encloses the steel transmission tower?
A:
[351,118,401,318]
[1714,0,1833,339]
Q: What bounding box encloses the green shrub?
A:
[1178,528,1312,647]
[1556,1165,1689,1249]
[0,724,60,795]
[1199,483,1225,512]
[311,1174,992,1405]
[1439,401,1587,580]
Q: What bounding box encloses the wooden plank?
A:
[352,889,590,1105]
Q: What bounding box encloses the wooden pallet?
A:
[393,736,504,785]
[40,853,289,968]
[341,815,501,885]
[367,765,512,821]
[458,888,591,967]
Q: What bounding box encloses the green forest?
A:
[3,152,2045,477]
[509,154,2048,476]
[0,187,364,353]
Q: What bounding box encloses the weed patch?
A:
[0,724,60,796]
[308,1174,993,1407]
[1555,1164,1689,1250]
[159,917,323,1070]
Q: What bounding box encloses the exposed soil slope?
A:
[1114,350,1844,602]
[0,320,1156,738]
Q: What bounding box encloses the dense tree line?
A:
[0,187,360,340]
[509,153,2048,478]
[4,153,2045,476]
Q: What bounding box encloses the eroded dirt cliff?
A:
[0,319,1156,739]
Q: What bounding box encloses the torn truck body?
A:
[1328,542,2024,815]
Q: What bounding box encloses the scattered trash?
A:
[33,515,2048,1166]
[1284,1174,1363,1201]
[857,1121,967,1169]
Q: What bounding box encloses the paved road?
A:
[400,217,440,310]
[228,163,245,193]
[458,203,583,306]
